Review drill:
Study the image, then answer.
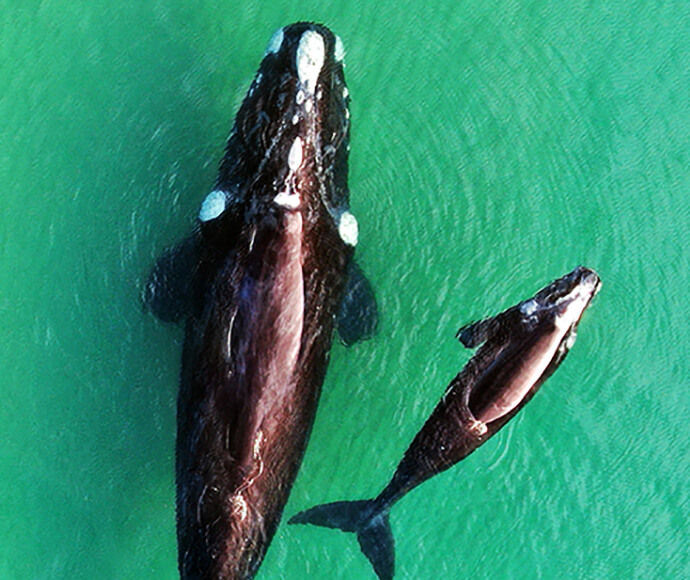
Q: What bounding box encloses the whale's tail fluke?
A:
[289,499,394,580]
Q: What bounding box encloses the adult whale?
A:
[144,23,377,579]
[290,266,601,580]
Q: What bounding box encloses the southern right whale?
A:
[144,23,377,579]
[289,266,601,580]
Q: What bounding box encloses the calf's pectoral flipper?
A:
[336,259,379,346]
[456,318,502,348]
[456,306,517,348]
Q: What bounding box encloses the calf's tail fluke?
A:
[288,499,395,580]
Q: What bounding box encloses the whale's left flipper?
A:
[143,233,203,323]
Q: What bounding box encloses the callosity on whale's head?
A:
[519,265,601,342]
[198,22,356,245]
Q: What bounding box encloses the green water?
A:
[2,1,689,578]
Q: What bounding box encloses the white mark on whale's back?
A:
[296,30,325,93]
[288,137,303,172]
[199,190,227,222]
[274,190,300,209]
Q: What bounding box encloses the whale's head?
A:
[519,266,601,338]
[198,23,356,247]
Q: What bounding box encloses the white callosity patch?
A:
[275,137,304,210]
[520,299,538,317]
[199,190,227,222]
[274,190,300,210]
[248,72,262,97]
[556,289,591,331]
[334,35,345,62]
[343,86,350,119]
[265,28,284,55]
[296,30,325,94]
[288,137,303,172]
[338,211,358,246]
[565,329,578,350]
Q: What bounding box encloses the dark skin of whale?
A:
[290,266,601,580]
[145,23,377,579]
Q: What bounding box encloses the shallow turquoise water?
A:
[2,1,689,578]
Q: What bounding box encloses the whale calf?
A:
[144,23,377,579]
[289,266,600,580]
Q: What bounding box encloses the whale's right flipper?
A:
[289,500,394,580]
[336,260,379,346]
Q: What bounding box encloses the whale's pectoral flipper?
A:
[336,259,379,346]
[143,232,203,323]
[144,190,244,323]
[456,313,507,349]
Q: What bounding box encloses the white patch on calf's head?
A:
[520,299,537,317]
[555,290,590,331]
